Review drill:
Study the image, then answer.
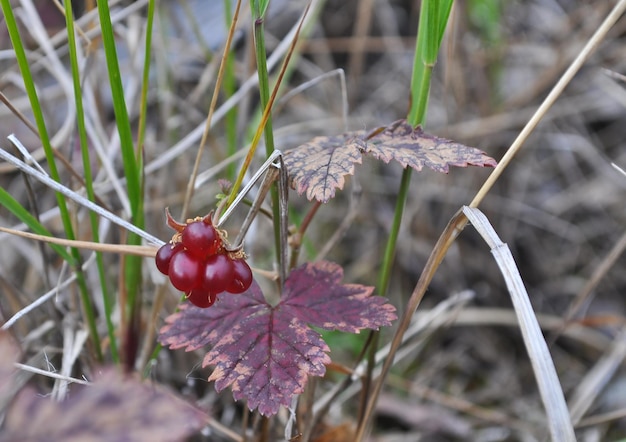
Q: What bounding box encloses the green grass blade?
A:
[223,0,239,181]
[0,0,102,360]
[407,0,451,125]
[137,0,156,158]
[124,0,157,366]
[251,5,282,277]
[96,0,146,361]
[435,0,455,50]
[251,0,270,17]
[95,1,141,211]
[63,0,119,363]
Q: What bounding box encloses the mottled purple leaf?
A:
[279,261,397,332]
[1,368,206,442]
[364,120,498,172]
[159,287,268,352]
[159,260,397,416]
[283,120,496,202]
[283,133,366,203]
[206,312,330,416]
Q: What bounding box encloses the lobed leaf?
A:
[159,287,268,352]
[206,310,330,416]
[283,119,497,203]
[279,261,397,332]
[282,133,366,203]
[1,368,206,442]
[159,260,397,416]
[364,120,498,172]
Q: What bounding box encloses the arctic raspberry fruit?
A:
[202,254,234,294]
[186,289,217,308]
[168,250,202,292]
[156,210,256,305]
[227,258,253,294]
[181,220,220,258]
[155,242,183,275]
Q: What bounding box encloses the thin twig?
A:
[0,226,157,257]
[180,0,243,220]
[217,150,282,228]
[2,137,163,246]
[14,362,90,385]
[469,0,626,209]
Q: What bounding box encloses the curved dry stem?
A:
[356,208,468,441]
[469,0,626,210]
[180,0,243,219]
[226,2,312,207]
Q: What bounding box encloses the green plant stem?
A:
[376,168,413,295]
[0,0,102,360]
[64,0,118,362]
[253,12,282,283]
[95,3,140,209]
[360,167,411,429]
[96,0,146,366]
[125,0,156,368]
[226,2,309,208]
[371,11,434,394]
[376,56,433,293]
[359,1,452,439]
[180,0,241,220]
[223,0,239,181]
[137,0,156,159]
[408,66,433,127]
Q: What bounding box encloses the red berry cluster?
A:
[155,211,253,308]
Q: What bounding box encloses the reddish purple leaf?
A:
[159,261,397,416]
[2,368,206,442]
[206,310,330,416]
[159,288,268,351]
[278,261,396,332]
